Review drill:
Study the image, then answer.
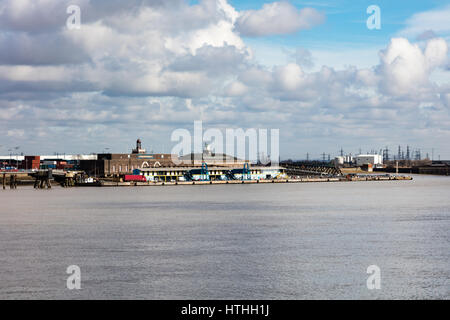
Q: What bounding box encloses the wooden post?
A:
[47,170,52,188]
[2,173,5,190]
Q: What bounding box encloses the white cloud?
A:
[292,48,314,69]
[425,38,448,69]
[378,38,448,95]
[238,66,272,87]
[7,129,25,137]
[441,92,450,108]
[273,63,305,91]
[235,1,325,37]
[0,31,91,65]
[224,81,248,96]
[399,4,450,38]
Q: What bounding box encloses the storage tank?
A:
[345,155,353,164]
[334,156,344,165]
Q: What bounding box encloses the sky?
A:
[0,0,449,160]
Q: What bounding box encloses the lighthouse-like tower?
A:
[132,138,146,154]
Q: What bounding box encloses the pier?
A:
[0,168,413,190]
[0,166,413,190]
[99,175,412,187]
[1,169,86,189]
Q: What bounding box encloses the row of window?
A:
[110,165,140,173]
[143,170,264,176]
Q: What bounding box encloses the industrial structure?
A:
[2,140,445,188]
[334,153,383,168]
[79,152,176,177]
[0,139,287,182]
[354,154,383,167]
[77,140,258,178]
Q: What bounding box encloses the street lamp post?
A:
[14,147,20,169]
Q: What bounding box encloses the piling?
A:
[9,174,17,189]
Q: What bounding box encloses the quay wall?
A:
[99,176,412,187]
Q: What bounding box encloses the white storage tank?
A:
[334,156,344,165]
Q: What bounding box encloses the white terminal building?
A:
[354,154,383,167]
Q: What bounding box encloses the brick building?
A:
[78,139,179,177]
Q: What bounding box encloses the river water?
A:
[0,175,448,299]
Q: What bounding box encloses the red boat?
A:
[123,175,147,182]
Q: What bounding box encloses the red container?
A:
[124,175,146,182]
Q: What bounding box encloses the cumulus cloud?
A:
[7,129,25,137]
[378,38,448,95]
[399,4,450,38]
[273,63,305,91]
[224,81,248,96]
[441,92,450,108]
[0,0,247,98]
[0,0,77,33]
[235,1,325,37]
[0,0,176,33]
[416,30,437,41]
[168,44,249,74]
[0,32,91,65]
[292,48,314,69]
[425,38,448,69]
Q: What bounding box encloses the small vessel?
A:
[76,176,100,186]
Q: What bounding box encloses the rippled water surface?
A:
[0,175,449,299]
